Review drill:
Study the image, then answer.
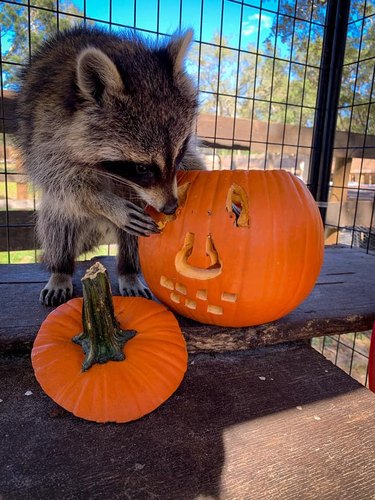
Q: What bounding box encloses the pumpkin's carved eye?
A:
[226,184,250,227]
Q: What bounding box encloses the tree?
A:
[0,0,84,89]
[188,34,240,117]
[269,0,375,133]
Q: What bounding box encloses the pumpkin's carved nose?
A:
[175,232,223,280]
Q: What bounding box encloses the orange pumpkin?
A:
[32,264,187,423]
[139,170,324,327]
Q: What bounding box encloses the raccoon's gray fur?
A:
[16,26,204,306]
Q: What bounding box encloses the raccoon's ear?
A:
[167,30,193,76]
[77,47,123,103]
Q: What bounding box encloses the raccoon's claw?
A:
[124,202,160,236]
[40,274,73,306]
[123,224,160,237]
[118,274,153,300]
[40,287,72,306]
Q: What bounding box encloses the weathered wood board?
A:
[1,344,375,499]
[0,246,374,354]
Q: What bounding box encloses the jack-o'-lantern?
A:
[139,170,324,327]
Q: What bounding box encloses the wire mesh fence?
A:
[0,0,374,381]
[1,0,329,266]
[311,329,372,387]
[324,0,375,255]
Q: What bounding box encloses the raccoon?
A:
[15,26,204,306]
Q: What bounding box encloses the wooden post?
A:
[325,157,352,244]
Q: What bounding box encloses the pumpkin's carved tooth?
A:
[175,233,223,280]
[170,292,180,303]
[207,304,223,315]
[175,283,187,295]
[160,275,174,290]
[221,292,238,303]
[196,289,208,301]
[226,184,249,227]
[185,298,196,310]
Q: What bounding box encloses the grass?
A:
[0,182,18,200]
[0,245,118,264]
[0,249,39,264]
[0,181,35,201]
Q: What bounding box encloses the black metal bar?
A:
[308,0,351,221]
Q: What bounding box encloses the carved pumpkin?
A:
[139,170,324,327]
[32,263,187,423]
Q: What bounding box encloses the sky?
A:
[83,0,282,48]
[1,0,288,55]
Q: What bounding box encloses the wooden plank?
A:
[0,246,374,354]
[1,344,375,499]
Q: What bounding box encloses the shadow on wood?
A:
[1,343,375,499]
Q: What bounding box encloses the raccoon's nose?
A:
[161,198,178,215]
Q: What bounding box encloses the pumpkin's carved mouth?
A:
[174,232,223,280]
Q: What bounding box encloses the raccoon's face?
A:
[71,31,198,214]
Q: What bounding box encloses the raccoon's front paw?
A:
[123,201,160,237]
[118,274,152,299]
[40,273,73,306]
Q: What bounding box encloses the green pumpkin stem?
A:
[73,262,136,372]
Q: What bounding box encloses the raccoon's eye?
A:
[136,165,149,175]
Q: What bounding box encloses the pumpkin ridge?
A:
[125,348,186,390]
[262,171,295,320]
[70,375,93,417]
[123,359,172,407]
[275,174,310,318]
[117,367,153,420]
[126,344,187,375]
[40,368,84,410]
[126,343,188,371]
[114,300,180,332]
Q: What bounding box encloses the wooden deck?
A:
[1,344,375,499]
[0,245,374,354]
[0,244,374,498]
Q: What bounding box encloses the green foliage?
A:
[1,0,84,88]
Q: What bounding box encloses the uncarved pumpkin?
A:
[32,295,187,423]
[139,170,324,327]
